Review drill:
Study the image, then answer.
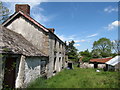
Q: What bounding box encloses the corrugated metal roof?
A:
[106,56,120,66]
[90,57,112,63]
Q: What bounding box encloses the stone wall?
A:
[47,32,66,78]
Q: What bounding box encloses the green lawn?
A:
[28,67,120,88]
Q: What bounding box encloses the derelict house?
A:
[0,4,67,89]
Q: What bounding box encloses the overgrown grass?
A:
[28,67,120,88]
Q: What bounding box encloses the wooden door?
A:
[3,57,16,89]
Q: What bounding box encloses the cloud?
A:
[56,34,77,41]
[3,0,49,26]
[106,20,120,30]
[74,40,85,43]
[2,0,47,9]
[87,33,98,38]
[74,44,80,47]
[31,7,49,26]
[68,35,76,40]
[57,34,86,42]
[57,35,67,41]
[104,6,118,13]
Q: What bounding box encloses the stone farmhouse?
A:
[0,4,67,89]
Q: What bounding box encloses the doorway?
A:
[3,57,17,89]
[68,63,73,69]
[94,63,98,68]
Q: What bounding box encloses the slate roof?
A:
[0,25,47,56]
[90,57,112,63]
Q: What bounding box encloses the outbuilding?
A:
[0,25,48,89]
[89,57,112,69]
[105,56,120,71]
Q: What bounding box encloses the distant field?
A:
[28,67,120,88]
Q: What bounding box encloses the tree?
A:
[65,40,79,62]
[0,1,10,24]
[112,40,120,55]
[92,38,113,58]
[79,49,92,62]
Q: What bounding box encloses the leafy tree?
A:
[92,38,113,58]
[0,1,10,24]
[80,49,91,57]
[65,40,79,62]
[91,49,101,58]
[79,49,92,62]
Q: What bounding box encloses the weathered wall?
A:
[0,55,48,89]
[47,32,66,78]
[98,64,106,69]
[15,55,25,88]
[24,56,48,87]
[6,16,49,55]
[80,63,94,68]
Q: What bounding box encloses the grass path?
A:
[28,67,120,88]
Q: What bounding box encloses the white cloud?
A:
[106,20,120,30]
[74,40,85,43]
[68,35,76,40]
[104,6,118,13]
[74,44,80,47]
[87,33,98,38]
[56,34,77,42]
[31,6,48,25]
[57,35,67,41]
[3,0,49,26]
[56,34,86,48]
[3,0,47,10]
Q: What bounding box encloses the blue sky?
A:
[3,2,119,52]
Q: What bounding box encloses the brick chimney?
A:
[48,28,55,33]
[15,4,30,15]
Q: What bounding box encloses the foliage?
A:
[28,67,120,88]
[79,49,92,62]
[81,57,92,62]
[0,1,10,24]
[65,40,79,62]
[92,38,113,58]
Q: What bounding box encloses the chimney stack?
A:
[48,28,55,33]
[15,4,30,15]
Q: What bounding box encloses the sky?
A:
[2,1,119,52]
